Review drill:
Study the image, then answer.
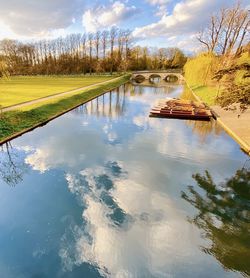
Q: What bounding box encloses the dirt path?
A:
[2,76,121,112]
[211,105,250,155]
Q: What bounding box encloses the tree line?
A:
[0,27,187,76]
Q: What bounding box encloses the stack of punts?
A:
[149,98,212,120]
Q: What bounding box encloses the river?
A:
[0,81,249,277]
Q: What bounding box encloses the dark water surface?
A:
[0,82,249,278]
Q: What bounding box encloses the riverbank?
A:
[187,84,250,155]
[184,50,250,155]
[0,74,131,145]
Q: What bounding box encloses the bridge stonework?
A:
[131,71,184,83]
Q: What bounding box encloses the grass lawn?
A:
[191,85,218,106]
[0,75,115,108]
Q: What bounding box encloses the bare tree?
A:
[197,2,249,56]
[110,26,118,74]
[101,30,109,60]
[124,30,131,62]
[88,33,94,74]
[95,31,101,60]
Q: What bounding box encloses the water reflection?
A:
[0,81,248,277]
[60,161,206,277]
[185,120,223,143]
[75,88,127,118]
[182,165,250,276]
[132,79,180,88]
[73,83,180,119]
[0,142,27,186]
[130,83,179,96]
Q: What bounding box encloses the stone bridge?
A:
[131,71,184,83]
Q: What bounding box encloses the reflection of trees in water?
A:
[75,82,182,118]
[0,142,28,186]
[131,80,179,90]
[182,166,250,276]
[180,86,197,102]
[74,87,127,118]
[185,120,223,143]
[75,82,179,117]
[130,83,177,96]
[130,85,144,96]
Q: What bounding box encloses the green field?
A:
[191,85,218,106]
[0,74,131,143]
[0,75,115,108]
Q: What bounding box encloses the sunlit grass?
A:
[191,85,218,106]
[0,75,115,108]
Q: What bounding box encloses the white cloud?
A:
[0,0,82,37]
[0,21,16,39]
[146,0,172,17]
[82,1,138,33]
[133,0,243,50]
[147,0,171,4]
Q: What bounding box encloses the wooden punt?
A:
[150,110,211,120]
[149,98,212,121]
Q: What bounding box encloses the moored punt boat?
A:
[150,98,212,121]
[150,110,211,120]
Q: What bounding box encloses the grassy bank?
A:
[184,51,249,107]
[184,52,250,155]
[0,74,131,144]
[0,75,116,108]
[189,85,218,106]
[180,84,217,106]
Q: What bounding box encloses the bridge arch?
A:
[149,74,161,82]
[134,74,146,83]
[164,74,179,83]
[131,71,184,83]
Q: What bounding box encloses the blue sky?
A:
[0,0,248,52]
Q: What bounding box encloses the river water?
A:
[0,82,249,278]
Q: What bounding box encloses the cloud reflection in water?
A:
[59,162,206,278]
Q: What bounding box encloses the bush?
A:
[215,51,250,111]
[0,60,9,79]
[184,53,219,87]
